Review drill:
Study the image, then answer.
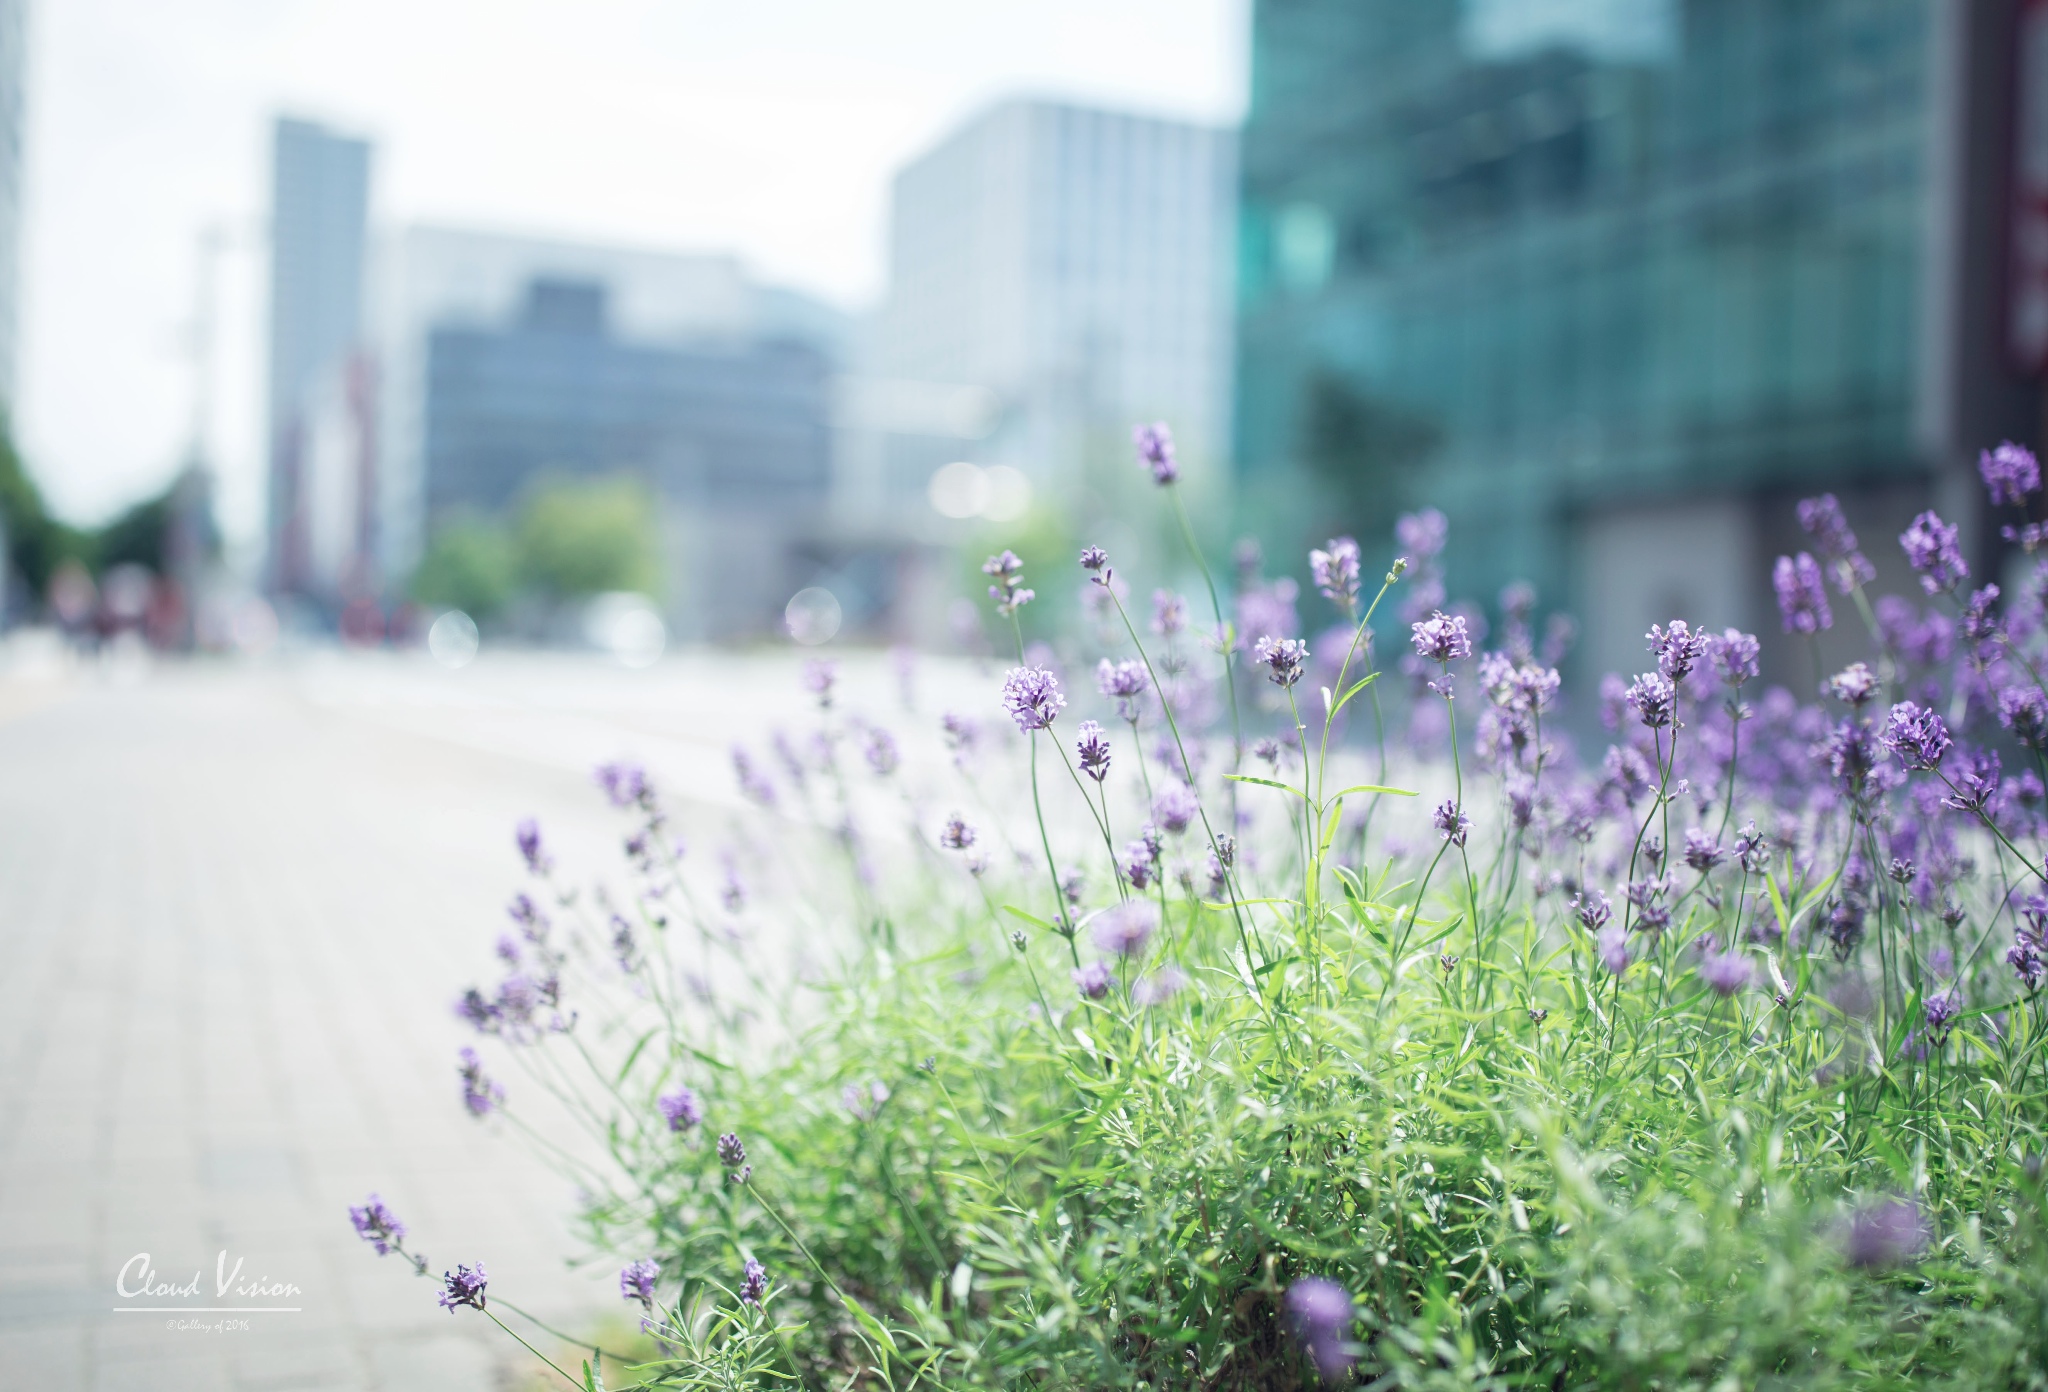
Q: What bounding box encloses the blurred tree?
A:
[0,412,88,597]
[411,516,516,619]
[513,475,660,599]
[95,489,175,573]
[1300,370,1440,550]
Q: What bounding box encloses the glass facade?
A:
[1237,0,1937,619]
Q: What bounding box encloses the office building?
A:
[1236,1,2040,682]
[873,98,1237,514]
[266,116,371,597]
[0,0,27,408]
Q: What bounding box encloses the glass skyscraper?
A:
[1237,1,2039,681]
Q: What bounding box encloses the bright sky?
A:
[15,0,1247,550]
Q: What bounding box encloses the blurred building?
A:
[265,116,372,599]
[869,98,1237,515]
[367,226,845,639]
[0,0,27,409]
[1237,1,2042,683]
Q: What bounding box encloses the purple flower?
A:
[1079,544,1109,572]
[1573,890,1613,932]
[1432,799,1469,848]
[1710,629,1761,686]
[1121,837,1158,890]
[1395,508,1448,561]
[1151,589,1188,636]
[596,761,654,809]
[1923,991,1961,1045]
[1824,719,1879,794]
[349,1195,406,1256]
[1151,783,1199,835]
[1411,611,1472,663]
[1310,537,1362,612]
[802,658,838,708]
[843,1080,890,1120]
[2000,686,2048,748]
[1648,621,1708,682]
[939,813,976,850]
[1133,421,1178,484]
[1253,634,1309,687]
[1774,553,1832,634]
[2008,928,2045,991]
[1961,585,2002,647]
[717,1133,749,1181]
[731,746,777,807]
[1076,721,1111,781]
[1000,666,1066,732]
[1879,701,1951,770]
[1073,960,1114,999]
[620,1258,660,1308]
[659,1086,702,1132]
[1131,965,1187,1006]
[1598,924,1630,975]
[1900,511,1968,595]
[863,727,900,777]
[1092,900,1159,957]
[1285,1276,1356,1381]
[1797,494,1877,592]
[1980,440,2041,506]
[515,818,551,875]
[1624,673,1675,729]
[1699,951,1751,997]
[457,1048,504,1118]
[1827,663,1877,707]
[439,1263,488,1312]
[1839,1197,1929,1268]
[1684,829,1724,873]
[1943,748,2001,813]
[984,550,1035,616]
[738,1257,768,1306]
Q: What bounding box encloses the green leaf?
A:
[1331,671,1380,717]
[1001,905,1059,933]
[1225,773,1308,801]
[1330,783,1418,799]
[615,1028,657,1087]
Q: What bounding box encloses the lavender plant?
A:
[354,438,2048,1391]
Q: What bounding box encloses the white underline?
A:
[111,1307,302,1313]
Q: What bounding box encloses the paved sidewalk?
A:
[0,648,992,1391]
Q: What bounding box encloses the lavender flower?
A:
[1827,662,1877,707]
[1923,991,1961,1046]
[1151,589,1188,636]
[1879,701,1951,770]
[842,1080,889,1120]
[1648,621,1708,682]
[1684,829,1724,873]
[1000,666,1066,732]
[1710,629,1761,686]
[1133,421,1178,484]
[1597,924,1630,975]
[731,746,777,807]
[1131,965,1187,1006]
[659,1086,702,1132]
[1121,838,1158,890]
[1573,890,1612,932]
[457,1047,504,1118]
[1900,511,1968,595]
[738,1257,768,1306]
[1395,508,1448,560]
[2000,686,2048,748]
[1309,537,1362,612]
[1073,960,1114,1000]
[1839,1197,1929,1268]
[596,761,653,809]
[515,818,551,875]
[620,1258,660,1308]
[1699,951,1751,997]
[439,1263,488,1312]
[1092,900,1159,957]
[349,1195,406,1256]
[939,814,976,851]
[1980,440,2041,506]
[1411,611,1472,663]
[717,1132,749,1181]
[802,658,838,708]
[1735,820,1768,873]
[1076,721,1112,781]
[863,727,900,777]
[1774,553,1832,633]
[1151,783,1199,835]
[1285,1277,1356,1381]
[1432,799,1470,848]
[1624,673,1675,729]
[1253,635,1308,687]
[1797,493,1877,591]
[2008,929,2045,991]
[1942,748,2001,813]
[1079,544,1109,573]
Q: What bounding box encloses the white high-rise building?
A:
[873,97,1237,512]
[0,0,27,409]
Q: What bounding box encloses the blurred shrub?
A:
[512,475,660,600]
[411,515,516,618]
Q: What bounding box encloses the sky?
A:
[14,0,1247,549]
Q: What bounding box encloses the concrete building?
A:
[870,97,1237,517]
[1235,0,2043,686]
[0,0,27,409]
[265,116,371,599]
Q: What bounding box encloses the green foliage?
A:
[1300,371,1439,548]
[513,475,660,600]
[411,515,517,618]
[958,504,1079,648]
[0,412,89,595]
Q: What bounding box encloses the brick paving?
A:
[0,647,992,1391]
